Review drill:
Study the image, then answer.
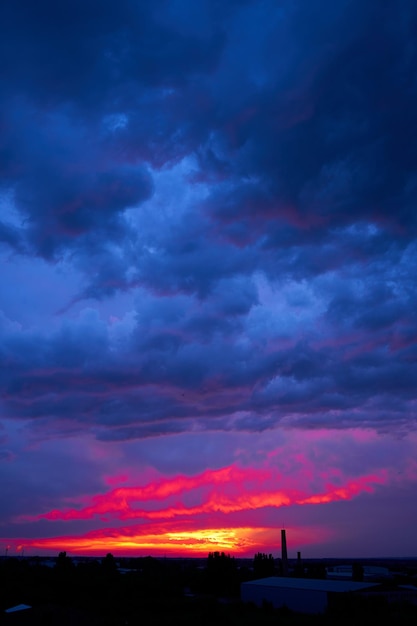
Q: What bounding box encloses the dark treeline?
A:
[1,553,417,626]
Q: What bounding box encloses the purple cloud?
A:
[1,0,417,558]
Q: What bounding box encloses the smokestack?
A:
[295,550,302,576]
[281,529,288,575]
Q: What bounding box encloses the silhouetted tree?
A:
[54,551,75,604]
[207,551,235,572]
[206,551,239,596]
[102,552,118,575]
[253,552,275,578]
[55,551,74,574]
[99,551,119,598]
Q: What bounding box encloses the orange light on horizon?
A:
[5,526,266,557]
[7,462,388,558]
[1,521,337,558]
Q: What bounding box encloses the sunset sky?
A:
[1,0,417,559]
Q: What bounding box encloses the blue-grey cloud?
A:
[0,0,417,442]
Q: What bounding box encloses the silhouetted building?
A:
[295,551,303,576]
[281,529,288,575]
[241,577,380,614]
[326,564,390,582]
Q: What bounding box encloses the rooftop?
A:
[242,577,379,593]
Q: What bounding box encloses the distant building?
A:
[4,605,32,626]
[326,564,390,581]
[5,605,32,613]
[241,576,379,614]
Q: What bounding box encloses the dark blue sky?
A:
[1,0,417,557]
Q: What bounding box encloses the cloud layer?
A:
[1,0,417,557]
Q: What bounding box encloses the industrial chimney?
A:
[281,528,288,575]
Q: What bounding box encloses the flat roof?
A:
[242,577,379,593]
[5,604,32,613]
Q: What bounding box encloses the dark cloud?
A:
[1,271,417,441]
[0,0,226,106]
[1,0,416,287]
[0,0,417,443]
[0,221,22,251]
[204,1,417,244]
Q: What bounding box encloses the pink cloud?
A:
[104,473,129,486]
[22,462,386,527]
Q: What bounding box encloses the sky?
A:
[1,0,417,560]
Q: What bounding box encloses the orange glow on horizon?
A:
[7,462,388,558]
[5,527,267,557]
[2,523,335,558]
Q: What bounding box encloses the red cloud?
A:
[23,464,386,525]
[7,462,389,557]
